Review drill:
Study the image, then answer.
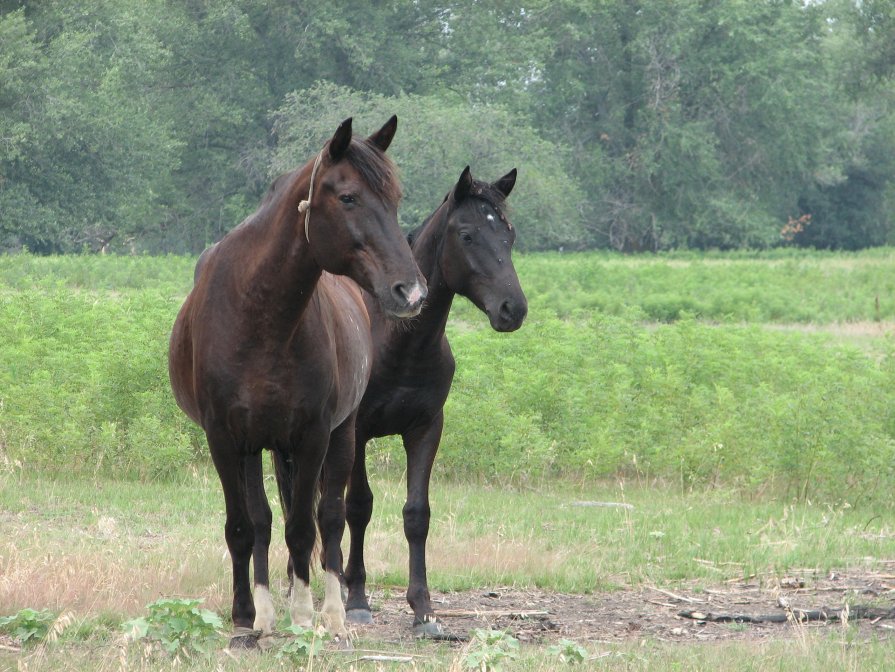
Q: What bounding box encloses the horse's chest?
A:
[360,374,449,437]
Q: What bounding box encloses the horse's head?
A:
[305,116,426,318]
[437,166,527,332]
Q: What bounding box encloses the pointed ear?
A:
[493,168,517,198]
[329,117,353,161]
[452,165,473,203]
[368,115,398,152]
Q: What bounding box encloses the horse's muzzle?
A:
[389,280,427,318]
[489,297,528,332]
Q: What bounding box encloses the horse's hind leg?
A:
[318,416,356,638]
[344,433,374,623]
[402,414,444,636]
[207,432,256,632]
[245,452,275,633]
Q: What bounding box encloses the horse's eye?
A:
[460,231,473,244]
[339,194,356,205]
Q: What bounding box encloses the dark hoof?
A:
[346,608,374,625]
[228,630,261,650]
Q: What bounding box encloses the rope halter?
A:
[297,149,325,242]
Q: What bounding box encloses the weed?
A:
[0,608,56,644]
[463,628,520,671]
[547,638,589,664]
[122,597,223,658]
[275,624,329,662]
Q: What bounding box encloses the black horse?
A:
[275,166,527,636]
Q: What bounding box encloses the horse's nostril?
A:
[499,300,514,320]
[392,282,425,306]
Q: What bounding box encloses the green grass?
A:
[1,471,893,670]
[3,249,895,667]
[6,634,893,671]
[1,470,891,611]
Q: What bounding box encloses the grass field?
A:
[1,249,894,669]
[2,468,894,670]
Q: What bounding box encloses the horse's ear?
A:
[452,165,473,203]
[493,168,517,198]
[329,117,353,161]
[368,115,398,152]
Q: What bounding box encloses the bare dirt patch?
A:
[350,569,895,647]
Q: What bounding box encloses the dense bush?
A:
[2,251,893,502]
[0,284,202,479]
[437,313,895,502]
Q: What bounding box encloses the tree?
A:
[0,2,180,252]
[524,0,857,250]
[269,82,586,250]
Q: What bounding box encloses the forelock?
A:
[341,138,403,204]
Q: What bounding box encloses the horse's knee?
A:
[346,489,373,527]
[402,502,430,542]
[225,519,253,556]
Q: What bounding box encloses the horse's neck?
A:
[400,208,455,342]
[236,169,321,321]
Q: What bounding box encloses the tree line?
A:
[1,0,893,254]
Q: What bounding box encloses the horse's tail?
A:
[271,449,294,521]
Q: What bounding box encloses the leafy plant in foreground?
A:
[275,623,329,662]
[0,608,56,644]
[122,597,223,658]
[463,628,520,671]
[548,638,588,664]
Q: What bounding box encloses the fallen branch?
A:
[679,605,895,624]
[434,609,550,619]
[357,655,415,663]
[650,587,705,604]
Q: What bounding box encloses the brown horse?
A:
[168,116,426,643]
[274,166,526,636]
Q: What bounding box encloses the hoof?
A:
[346,608,374,625]
[413,619,445,639]
[331,634,354,651]
[228,630,261,650]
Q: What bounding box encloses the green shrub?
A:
[0,608,56,645]
[3,251,895,502]
[464,629,520,671]
[122,598,223,658]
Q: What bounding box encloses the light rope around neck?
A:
[297,149,325,242]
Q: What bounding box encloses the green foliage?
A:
[547,639,588,665]
[275,624,328,662]
[270,81,585,250]
[122,598,223,658]
[516,249,895,323]
[0,258,202,478]
[443,310,895,501]
[3,251,895,503]
[0,608,56,644]
[463,629,520,671]
[1,1,892,253]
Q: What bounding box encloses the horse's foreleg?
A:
[402,414,444,635]
[244,452,275,633]
[344,433,374,623]
[317,416,355,638]
[207,432,256,631]
[283,424,328,630]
